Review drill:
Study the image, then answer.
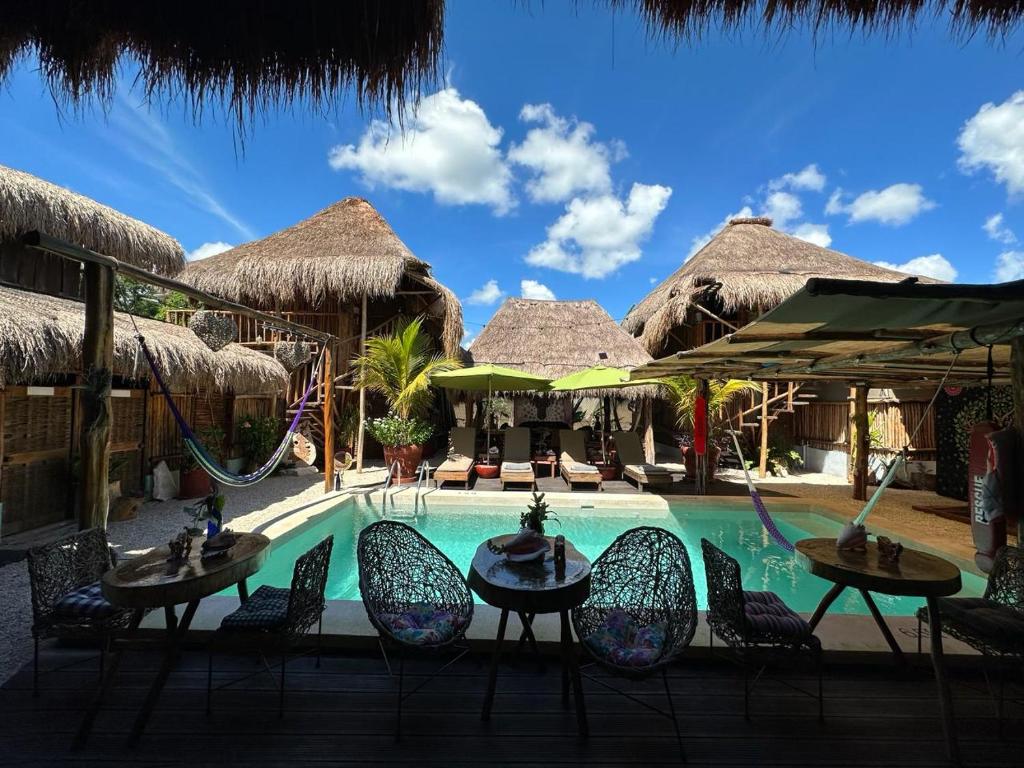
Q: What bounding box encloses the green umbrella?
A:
[431,365,551,461]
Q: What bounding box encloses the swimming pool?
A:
[236,495,985,616]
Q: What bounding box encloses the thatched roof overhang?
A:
[468,298,658,399]
[0,164,184,273]
[622,217,939,355]
[0,285,288,393]
[631,278,1024,387]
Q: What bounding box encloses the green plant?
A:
[156,291,190,320]
[237,415,281,465]
[365,414,434,448]
[754,435,804,477]
[520,491,559,535]
[866,411,886,451]
[336,403,360,451]
[185,491,226,535]
[661,376,760,438]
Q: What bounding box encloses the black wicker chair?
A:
[27,527,142,696]
[700,538,823,721]
[357,520,473,740]
[572,527,698,762]
[206,535,334,717]
[916,545,1024,729]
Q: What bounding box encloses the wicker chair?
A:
[206,535,334,717]
[27,527,142,696]
[700,538,823,721]
[572,527,698,762]
[916,545,1024,729]
[357,520,473,740]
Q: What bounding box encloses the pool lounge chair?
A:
[500,427,536,490]
[612,430,673,493]
[559,429,603,492]
[434,427,477,489]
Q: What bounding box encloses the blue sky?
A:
[2,3,1024,346]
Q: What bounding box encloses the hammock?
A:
[138,335,324,487]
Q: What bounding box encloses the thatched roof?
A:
[0,164,184,273]
[622,217,937,355]
[0,285,287,393]
[177,196,463,355]
[469,298,655,399]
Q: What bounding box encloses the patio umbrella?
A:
[430,365,551,461]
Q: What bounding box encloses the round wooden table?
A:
[795,537,963,764]
[467,535,591,735]
[81,532,270,745]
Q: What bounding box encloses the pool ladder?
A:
[381,461,431,518]
[381,460,402,517]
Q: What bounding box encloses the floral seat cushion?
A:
[742,590,815,643]
[378,602,467,646]
[584,608,668,667]
[220,586,290,631]
[53,581,122,620]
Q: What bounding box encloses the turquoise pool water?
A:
[235,497,985,616]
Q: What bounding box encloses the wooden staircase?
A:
[737,382,815,429]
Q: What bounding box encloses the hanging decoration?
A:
[291,430,317,466]
[275,340,315,371]
[188,310,237,352]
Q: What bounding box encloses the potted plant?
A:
[353,316,461,480]
[237,415,281,473]
[178,424,225,499]
[520,491,559,535]
[662,375,760,482]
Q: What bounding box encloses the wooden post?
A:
[355,293,368,472]
[79,262,114,530]
[323,343,335,492]
[696,379,710,495]
[851,383,869,502]
[758,382,770,479]
[1011,338,1024,542]
[642,397,655,463]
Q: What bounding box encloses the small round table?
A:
[82,532,270,744]
[467,535,591,735]
[795,538,963,763]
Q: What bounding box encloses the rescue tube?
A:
[970,421,1006,572]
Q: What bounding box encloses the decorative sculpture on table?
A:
[836,522,869,551]
[877,536,904,566]
[167,528,194,563]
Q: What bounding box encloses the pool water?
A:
[235,497,985,616]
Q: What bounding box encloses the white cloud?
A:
[983,213,1017,245]
[790,223,832,248]
[958,91,1024,195]
[994,251,1024,282]
[687,206,753,259]
[466,279,505,305]
[508,103,623,203]
[874,254,957,282]
[525,183,672,278]
[649,276,658,285]
[769,164,826,192]
[520,279,556,300]
[187,241,234,261]
[462,325,477,348]
[762,191,802,228]
[328,88,515,214]
[825,183,935,226]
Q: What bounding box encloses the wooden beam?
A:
[690,303,740,332]
[727,329,935,344]
[79,261,114,530]
[642,397,655,464]
[851,384,869,502]
[356,293,368,472]
[758,382,769,479]
[323,343,335,493]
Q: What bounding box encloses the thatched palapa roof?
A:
[0,285,287,393]
[0,164,184,273]
[178,197,463,355]
[469,298,655,399]
[622,217,938,355]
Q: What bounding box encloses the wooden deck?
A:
[4,644,1021,766]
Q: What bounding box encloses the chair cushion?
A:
[624,463,673,480]
[220,585,290,631]
[501,461,533,472]
[929,597,1024,649]
[567,462,599,473]
[584,608,668,668]
[52,581,121,620]
[742,590,813,643]
[377,602,467,646]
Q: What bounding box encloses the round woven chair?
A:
[572,526,697,761]
[357,520,473,739]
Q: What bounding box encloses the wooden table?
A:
[531,455,559,478]
[795,538,963,764]
[78,532,270,745]
[467,535,591,735]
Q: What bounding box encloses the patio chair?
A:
[27,527,143,696]
[358,520,473,740]
[916,545,1024,730]
[559,429,603,491]
[612,430,673,492]
[700,538,823,721]
[433,427,477,489]
[500,427,536,490]
[572,527,698,762]
[332,450,355,490]
[206,535,334,717]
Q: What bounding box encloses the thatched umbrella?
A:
[622,216,940,356]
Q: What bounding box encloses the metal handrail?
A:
[413,461,430,516]
[381,460,402,516]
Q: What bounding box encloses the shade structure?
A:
[431,365,551,392]
[549,364,662,392]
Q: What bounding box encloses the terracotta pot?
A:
[680,445,721,482]
[383,444,424,482]
[475,463,500,480]
[597,464,620,482]
[178,466,212,499]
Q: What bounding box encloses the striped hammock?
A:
[138,335,323,487]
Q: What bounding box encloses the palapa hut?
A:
[0,166,287,537]
[176,196,462,467]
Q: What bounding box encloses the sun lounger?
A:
[612,430,673,493]
[434,427,477,489]
[559,429,603,491]
[500,427,536,490]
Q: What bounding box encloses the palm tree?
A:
[352,316,462,420]
[661,375,760,436]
